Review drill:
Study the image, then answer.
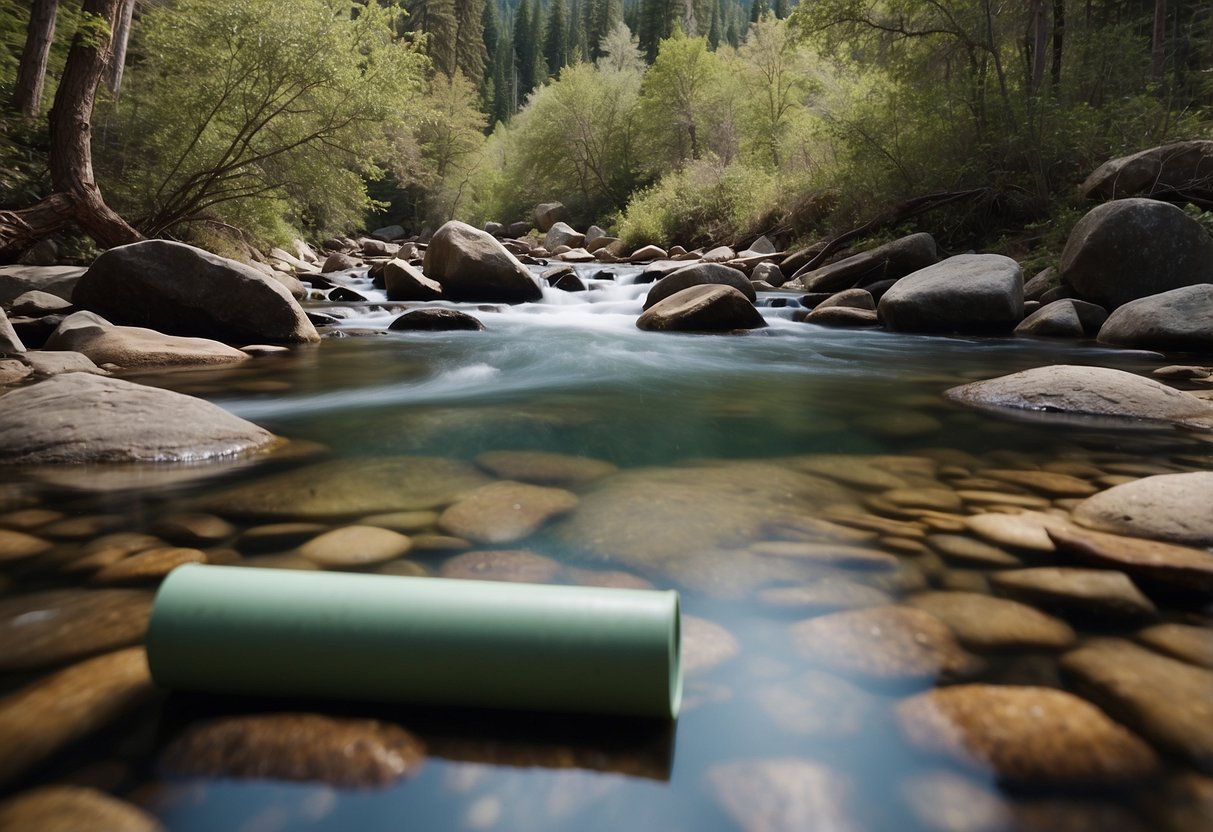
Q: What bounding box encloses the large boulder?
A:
[791,233,938,293]
[534,202,566,233]
[1015,299,1107,338]
[369,224,405,242]
[945,364,1213,430]
[543,222,585,251]
[73,241,319,344]
[0,373,275,464]
[0,265,85,307]
[878,254,1023,334]
[1081,140,1213,203]
[383,260,443,302]
[636,285,767,333]
[1058,199,1213,310]
[1073,472,1213,546]
[423,221,542,303]
[44,312,248,369]
[1097,284,1213,352]
[643,263,756,310]
[0,308,24,355]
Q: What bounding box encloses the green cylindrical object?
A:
[147,565,682,719]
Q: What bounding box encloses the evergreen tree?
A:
[707,1,720,50]
[545,0,569,77]
[773,0,789,19]
[407,0,459,78]
[530,0,547,82]
[514,0,538,96]
[454,0,488,86]
[749,0,768,24]
[638,0,680,62]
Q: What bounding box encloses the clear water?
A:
[2,263,1210,830]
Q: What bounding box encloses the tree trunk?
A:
[1050,0,1064,88]
[0,0,144,263]
[105,0,136,100]
[1029,0,1048,95]
[12,0,59,119]
[1151,0,1166,77]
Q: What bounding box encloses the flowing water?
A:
[1,263,1211,830]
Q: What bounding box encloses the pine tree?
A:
[707,1,720,49]
[749,0,769,24]
[530,0,547,82]
[773,0,789,19]
[514,0,537,95]
[454,0,488,86]
[545,0,569,77]
[407,0,459,78]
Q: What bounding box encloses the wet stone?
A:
[63,532,164,575]
[0,589,153,670]
[956,490,1051,509]
[159,713,425,787]
[1073,471,1213,546]
[787,454,912,490]
[0,648,156,787]
[896,684,1157,786]
[1061,638,1213,769]
[357,511,439,533]
[881,488,964,512]
[239,553,322,571]
[298,526,413,568]
[91,547,208,585]
[683,615,741,675]
[0,508,62,530]
[39,514,126,540]
[473,450,618,486]
[905,591,1075,652]
[751,670,878,740]
[1135,623,1213,668]
[563,567,654,590]
[438,481,578,544]
[705,758,859,832]
[0,528,52,563]
[790,606,981,688]
[982,468,1098,497]
[758,578,893,614]
[236,522,330,553]
[0,786,163,832]
[659,548,814,600]
[747,540,898,570]
[926,534,1022,567]
[1048,525,1213,593]
[374,559,430,577]
[964,511,1072,552]
[438,549,563,583]
[151,513,236,546]
[989,567,1158,623]
[409,533,471,552]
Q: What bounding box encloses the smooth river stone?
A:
[659,548,814,600]
[881,488,964,512]
[747,541,898,570]
[751,670,878,740]
[1047,526,1213,592]
[159,713,426,787]
[236,523,330,553]
[62,532,164,574]
[357,511,439,533]
[438,549,563,583]
[1073,471,1213,545]
[785,454,912,490]
[40,514,125,540]
[1135,623,1213,669]
[0,786,163,832]
[981,468,1098,497]
[964,511,1072,552]
[298,526,413,568]
[1061,638,1213,768]
[91,547,207,585]
[758,578,892,613]
[989,567,1156,622]
[704,758,859,832]
[0,648,156,787]
[438,481,578,544]
[904,591,1075,652]
[896,684,1157,785]
[925,534,1022,567]
[0,528,52,562]
[0,508,61,530]
[683,615,741,675]
[199,457,492,519]
[151,513,236,546]
[0,589,153,670]
[473,450,618,486]
[790,606,981,687]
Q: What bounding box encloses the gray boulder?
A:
[21,350,104,377]
[0,373,275,464]
[1022,267,1058,302]
[423,221,542,303]
[1015,299,1107,338]
[383,260,443,302]
[507,221,533,238]
[0,265,85,307]
[322,252,359,273]
[751,262,786,287]
[73,241,319,344]
[389,309,486,332]
[792,233,938,293]
[643,263,756,310]
[804,307,879,328]
[637,285,767,333]
[1059,198,1213,309]
[1073,472,1213,546]
[534,203,566,232]
[585,225,607,247]
[1097,284,1213,352]
[1081,140,1213,203]
[44,311,248,369]
[8,291,72,317]
[740,235,777,256]
[370,224,406,242]
[945,364,1213,430]
[816,288,875,311]
[878,254,1023,333]
[629,245,667,263]
[483,222,505,237]
[544,222,585,251]
[0,308,24,355]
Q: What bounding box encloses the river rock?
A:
[896,684,1157,785]
[236,523,331,553]
[792,233,939,292]
[1015,299,1106,338]
[981,468,1097,498]
[1081,139,1213,202]
[1136,623,1213,669]
[637,285,766,333]
[0,648,155,786]
[383,259,443,301]
[925,534,1021,567]
[629,244,667,262]
[438,549,563,583]
[1061,638,1213,768]
[0,589,153,670]
[758,577,893,613]
[945,364,1213,429]
[73,240,318,344]
[389,309,485,332]
[748,540,898,570]
[1047,525,1213,592]
[44,311,248,368]
[438,481,578,543]
[0,374,275,464]
[0,528,51,562]
[0,786,163,832]
[642,263,756,310]
[160,713,425,787]
[905,591,1075,651]
[21,349,104,377]
[751,262,786,286]
[321,252,358,273]
[473,450,617,486]
[0,307,24,355]
[963,511,1075,552]
[683,615,741,675]
[1072,471,1213,545]
[424,221,542,303]
[1097,283,1213,351]
[199,457,491,519]
[804,306,879,328]
[0,265,84,307]
[751,670,877,740]
[989,567,1156,622]
[534,202,565,232]
[1059,199,1213,309]
[705,758,859,832]
[370,223,405,242]
[790,606,980,687]
[878,254,1023,333]
[543,222,585,251]
[91,547,207,585]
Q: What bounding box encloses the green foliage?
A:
[638,30,723,168]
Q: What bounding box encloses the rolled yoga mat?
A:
[147,564,683,719]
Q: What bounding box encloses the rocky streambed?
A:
[0,213,1212,830]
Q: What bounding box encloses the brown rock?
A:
[1136,623,1213,669]
[704,758,859,832]
[91,546,208,585]
[151,513,236,546]
[236,522,330,553]
[926,534,1022,567]
[964,511,1071,552]
[438,549,562,583]
[473,450,618,486]
[45,312,248,368]
[1048,525,1213,592]
[905,591,1075,651]
[298,526,413,568]
[758,577,892,613]
[357,511,439,533]
[0,786,163,832]
[0,528,52,562]
[747,540,898,570]
[982,468,1098,497]
[636,284,767,333]
[989,567,1156,622]
[1073,471,1213,546]
[439,481,578,544]
[0,589,153,671]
